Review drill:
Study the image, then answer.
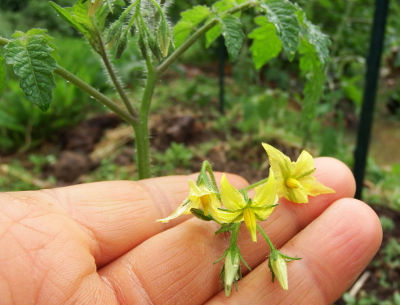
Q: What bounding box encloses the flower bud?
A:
[269,250,288,290]
[224,250,240,297]
[88,0,102,17]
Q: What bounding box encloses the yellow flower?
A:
[215,172,278,242]
[156,180,219,223]
[262,143,335,204]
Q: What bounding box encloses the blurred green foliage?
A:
[0,34,107,153]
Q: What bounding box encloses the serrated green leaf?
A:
[49,1,100,52]
[174,5,211,47]
[248,16,282,69]
[260,0,300,61]
[220,15,244,60]
[5,32,57,112]
[297,10,330,68]
[205,22,222,48]
[298,38,325,126]
[0,56,5,98]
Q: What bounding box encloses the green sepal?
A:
[190,208,214,221]
[215,223,236,235]
[105,20,123,49]
[115,31,128,59]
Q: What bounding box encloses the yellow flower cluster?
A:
[157,143,335,243]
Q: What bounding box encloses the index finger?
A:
[38,173,248,266]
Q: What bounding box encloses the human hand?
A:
[0,157,382,304]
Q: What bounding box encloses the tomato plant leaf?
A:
[248,16,282,69]
[221,15,244,60]
[174,5,212,47]
[205,22,222,48]
[5,30,57,112]
[297,10,330,68]
[49,0,100,52]
[298,38,325,127]
[260,0,300,61]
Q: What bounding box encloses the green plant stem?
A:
[54,66,136,124]
[257,223,276,251]
[0,36,9,46]
[96,30,138,118]
[230,222,241,245]
[157,0,259,75]
[201,160,219,191]
[133,58,159,179]
[241,177,269,191]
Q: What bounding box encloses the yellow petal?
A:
[252,169,278,208]
[254,205,276,220]
[308,181,335,197]
[214,209,243,223]
[156,197,198,223]
[188,180,212,198]
[243,208,257,242]
[262,143,292,179]
[200,193,220,217]
[291,150,316,179]
[284,187,309,203]
[220,174,247,210]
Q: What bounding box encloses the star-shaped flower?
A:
[156,180,219,223]
[262,143,335,204]
[215,171,278,242]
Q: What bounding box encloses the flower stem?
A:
[241,178,269,191]
[257,223,276,251]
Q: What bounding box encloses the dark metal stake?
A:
[353,0,390,199]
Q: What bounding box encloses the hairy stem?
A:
[133,58,159,179]
[257,223,276,251]
[96,29,138,118]
[55,66,136,124]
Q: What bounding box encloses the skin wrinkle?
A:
[115,258,155,305]
[130,219,226,305]
[98,275,120,305]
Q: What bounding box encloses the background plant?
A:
[0,0,330,180]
